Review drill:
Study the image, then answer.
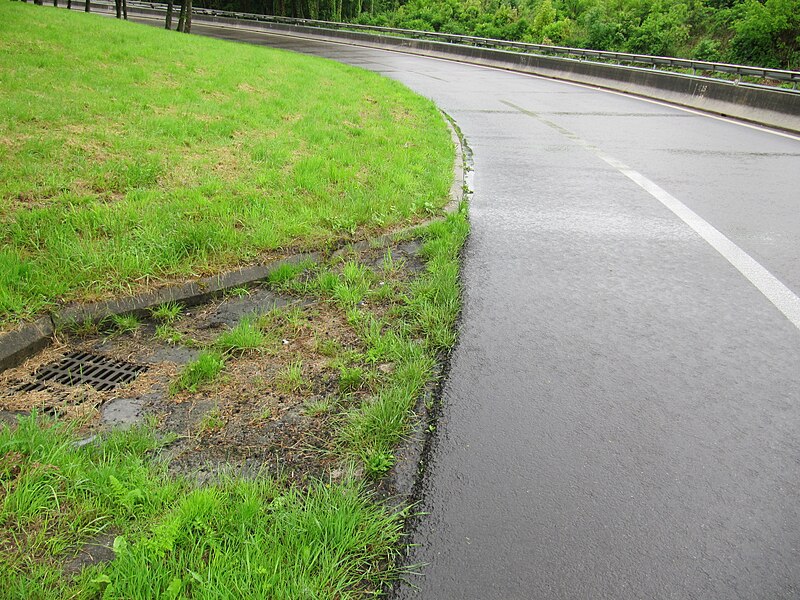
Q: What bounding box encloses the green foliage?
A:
[155,324,185,345]
[728,0,800,68]
[198,407,225,433]
[276,360,308,393]
[339,365,368,393]
[108,313,141,335]
[206,0,799,69]
[150,302,183,324]
[267,260,314,286]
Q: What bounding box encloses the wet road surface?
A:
[139,17,800,599]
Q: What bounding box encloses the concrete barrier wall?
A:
[112,6,800,133]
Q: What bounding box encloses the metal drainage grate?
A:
[16,351,147,392]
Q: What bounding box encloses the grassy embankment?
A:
[0,0,453,324]
[1,2,467,598]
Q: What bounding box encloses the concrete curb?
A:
[0,318,55,373]
[52,253,319,331]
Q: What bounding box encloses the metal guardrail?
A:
[119,0,800,89]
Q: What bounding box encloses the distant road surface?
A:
[139,16,800,599]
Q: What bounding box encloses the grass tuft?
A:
[214,318,268,354]
[0,413,404,598]
[150,302,183,324]
[170,351,226,394]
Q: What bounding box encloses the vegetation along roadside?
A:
[1,2,468,598]
[202,0,800,71]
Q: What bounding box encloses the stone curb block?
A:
[0,317,55,374]
[0,254,317,374]
[52,253,319,330]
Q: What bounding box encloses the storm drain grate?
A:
[16,351,147,392]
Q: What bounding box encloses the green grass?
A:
[197,407,225,433]
[278,207,469,476]
[0,414,404,599]
[106,313,140,336]
[339,365,368,393]
[154,323,185,345]
[276,360,308,394]
[170,350,226,394]
[0,2,454,324]
[213,318,269,355]
[150,301,183,324]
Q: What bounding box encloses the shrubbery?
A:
[204,0,800,69]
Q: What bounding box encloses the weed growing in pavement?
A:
[226,287,250,299]
[214,317,269,355]
[107,313,141,336]
[170,351,226,394]
[363,451,396,478]
[339,365,368,394]
[198,407,225,433]
[303,397,334,417]
[282,306,309,333]
[267,260,315,286]
[150,301,183,324]
[154,324,185,345]
[276,360,308,394]
[315,337,343,357]
[58,317,101,337]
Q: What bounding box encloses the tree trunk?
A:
[115,0,121,18]
[166,0,173,28]
[177,0,186,32]
[53,0,58,8]
[184,0,192,33]
[34,0,43,5]
[85,0,90,13]
[122,0,127,19]
[67,0,72,8]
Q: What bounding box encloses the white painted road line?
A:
[502,99,800,332]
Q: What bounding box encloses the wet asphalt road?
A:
[138,18,800,599]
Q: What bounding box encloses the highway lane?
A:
[144,19,800,598]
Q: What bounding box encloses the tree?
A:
[729,0,800,68]
[532,0,556,38]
